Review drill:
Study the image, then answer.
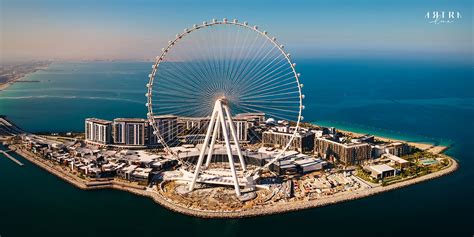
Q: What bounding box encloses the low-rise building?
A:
[386,142,411,157]
[366,164,395,179]
[267,149,327,175]
[372,142,411,158]
[131,167,153,182]
[117,165,138,180]
[294,157,327,173]
[382,153,410,168]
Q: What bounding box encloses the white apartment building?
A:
[85,118,112,145]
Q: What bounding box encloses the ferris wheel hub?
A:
[217,96,228,104]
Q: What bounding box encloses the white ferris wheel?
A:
[146,18,304,196]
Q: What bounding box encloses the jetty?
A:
[0,115,25,137]
[1,149,24,166]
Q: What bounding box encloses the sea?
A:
[0,58,473,237]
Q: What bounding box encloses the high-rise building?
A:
[178,116,210,131]
[235,112,265,123]
[85,118,112,145]
[314,137,372,166]
[215,118,253,143]
[149,115,178,146]
[262,127,315,153]
[178,115,260,144]
[113,118,146,146]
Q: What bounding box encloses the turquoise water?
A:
[0,59,473,236]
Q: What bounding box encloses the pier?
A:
[1,149,24,166]
[0,115,25,136]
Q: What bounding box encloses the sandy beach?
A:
[0,63,50,91]
[9,144,459,219]
[0,82,14,91]
[336,128,449,154]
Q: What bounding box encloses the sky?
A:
[0,0,472,62]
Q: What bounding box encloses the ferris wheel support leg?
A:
[217,102,241,196]
[223,105,246,172]
[188,105,218,192]
[205,119,220,168]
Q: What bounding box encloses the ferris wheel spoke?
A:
[164,42,218,91]
[240,89,300,100]
[227,32,261,88]
[238,102,300,114]
[232,35,272,86]
[158,66,217,99]
[208,26,225,88]
[227,24,253,87]
[242,76,298,98]
[240,71,295,96]
[167,33,215,87]
[148,20,303,174]
[163,56,210,92]
[236,55,288,94]
[231,39,279,89]
[233,103,293,121]
[151,90,200,100]
[229,34,267,89]
[157,66,204,94]
[224,22,242,86]
[185,31,217,84]
[152,77,204,99]
[238,56,290,93]
[238,98,300,103]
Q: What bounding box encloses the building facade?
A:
[113,118,147,146]
[179,114,262,144]
[149,115,178,146]
[314,137,372,166]
[178,116,210,131]
[85,118,112,145]
[262,128,315,153]
[386,142,410,157]
[85,113,264,147]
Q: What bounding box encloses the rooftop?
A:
[86,118,112,125]
[317,137,371,148]
[383,153,409,164]
[153,115,178,119]
[369,164,395,174]
[114,118,146,122]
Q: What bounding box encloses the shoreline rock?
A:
[11,146,459,219]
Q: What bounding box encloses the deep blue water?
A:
[0,59,473,236]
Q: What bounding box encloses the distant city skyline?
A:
[1,0,472,63]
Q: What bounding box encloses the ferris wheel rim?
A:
[146,18,304,166]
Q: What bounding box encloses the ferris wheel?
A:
[146,18,304,196]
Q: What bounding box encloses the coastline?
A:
[0,81,18,91]
[335,128,449,154]
[10,144,459,219]
[0,63,50,91]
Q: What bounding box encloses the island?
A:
[0,115,458,218]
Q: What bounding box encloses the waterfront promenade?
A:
[10,144,459,219]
